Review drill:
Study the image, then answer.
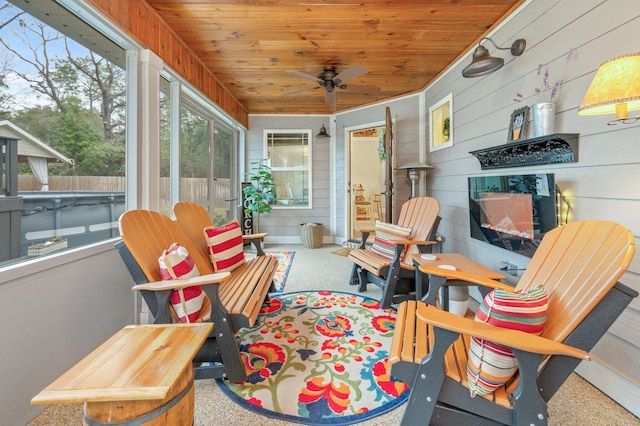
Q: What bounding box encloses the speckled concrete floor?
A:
[28,244,639,426]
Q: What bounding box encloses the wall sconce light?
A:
[578,53,640,125]
[396,162,434,199]
[462,37,526,78]
[316,124,330,138]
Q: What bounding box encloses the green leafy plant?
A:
[243,160,276,232]
[443,117,450,141]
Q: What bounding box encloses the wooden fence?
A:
[18,176,232,208]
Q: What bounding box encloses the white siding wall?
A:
[419,0,640,414]
[0,244,134,426]
[247,115,334,243]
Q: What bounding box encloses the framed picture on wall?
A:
[508,106,530,141]
[429,93,453,152]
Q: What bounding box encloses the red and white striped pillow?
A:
[158,243,206,323]
[369,220,413,261]
[467,285,548,397]
[204,219,246,272]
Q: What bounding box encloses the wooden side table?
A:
[410,253,506,313]
[32,323,213,425]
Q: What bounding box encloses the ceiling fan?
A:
[283,65,369,106]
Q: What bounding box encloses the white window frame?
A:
[263,129,312,209]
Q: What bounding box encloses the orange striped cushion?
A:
[204,219,246,272]
[369,220,412,261]
[467,285,548,397]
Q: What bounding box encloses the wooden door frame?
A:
[344,120,386,241]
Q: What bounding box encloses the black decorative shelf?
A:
[469,133,579,170]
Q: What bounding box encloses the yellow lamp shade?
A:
[578,53,640,119]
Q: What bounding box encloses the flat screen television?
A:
[468,173,557,257]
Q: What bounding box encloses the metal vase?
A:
[531,102,556,137]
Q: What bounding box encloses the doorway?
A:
[348,125,387,241]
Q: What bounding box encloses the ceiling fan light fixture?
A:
[316,124,331,138]
[462,37,526,78]
[284,65,369,107]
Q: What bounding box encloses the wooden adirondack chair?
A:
[348,196,440,308]
[390,220,637,425]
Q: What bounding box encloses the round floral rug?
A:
[217,291,409,425]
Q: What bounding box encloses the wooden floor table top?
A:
[410,253,505,280]
[31,323,213,405]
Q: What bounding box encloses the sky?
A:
[0,0,90,111]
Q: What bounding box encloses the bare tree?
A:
[0,3,24,115]
[0,3,24,31]
[0,20,71,113]
[64,43,125,141]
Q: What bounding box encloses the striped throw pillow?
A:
[369,220,413,261]
[204,219,246,272]
[467,285,548,397]
[158,243,206,323]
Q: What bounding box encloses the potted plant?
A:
[243,159,276,233]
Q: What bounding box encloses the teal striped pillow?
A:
[369,220,412,261]
[467,285,548,397]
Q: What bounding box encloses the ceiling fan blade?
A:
[282,86,320,97]
[339,84,380,93]
[325,90,336,107]
[333,65,368,83]
[286,70,323,83]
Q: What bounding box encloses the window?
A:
[0,0,127,264]
[159,76,171,216]
[0,0,242,266]
[265,130,312,208]
[180,105,209,208]
[180,101,239,226]
[212,122,236,225]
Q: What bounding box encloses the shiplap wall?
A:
[246,115,333,243]
[418,0,640,414]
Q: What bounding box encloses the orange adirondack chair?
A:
[390,220,636,425]
[348,196,441,308]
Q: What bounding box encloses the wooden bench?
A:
[174,201,270,258]
[389,220,637,425]
[117,209,278,382]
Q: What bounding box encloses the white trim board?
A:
[576,360,640,418]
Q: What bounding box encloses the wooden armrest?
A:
[416,304,590,360]
[389,239,436,246]
[132,271,231,291]
[418,264,513,291]
[359,228,375,234]
[243,232,267,240]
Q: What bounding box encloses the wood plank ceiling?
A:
[146,0,524,115]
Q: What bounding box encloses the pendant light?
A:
[316,124,330,138]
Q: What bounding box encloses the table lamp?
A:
[578,53,640,125]
[396,162,434,198]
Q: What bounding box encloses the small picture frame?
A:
[429,93,453,152]
[508,106,530,141]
